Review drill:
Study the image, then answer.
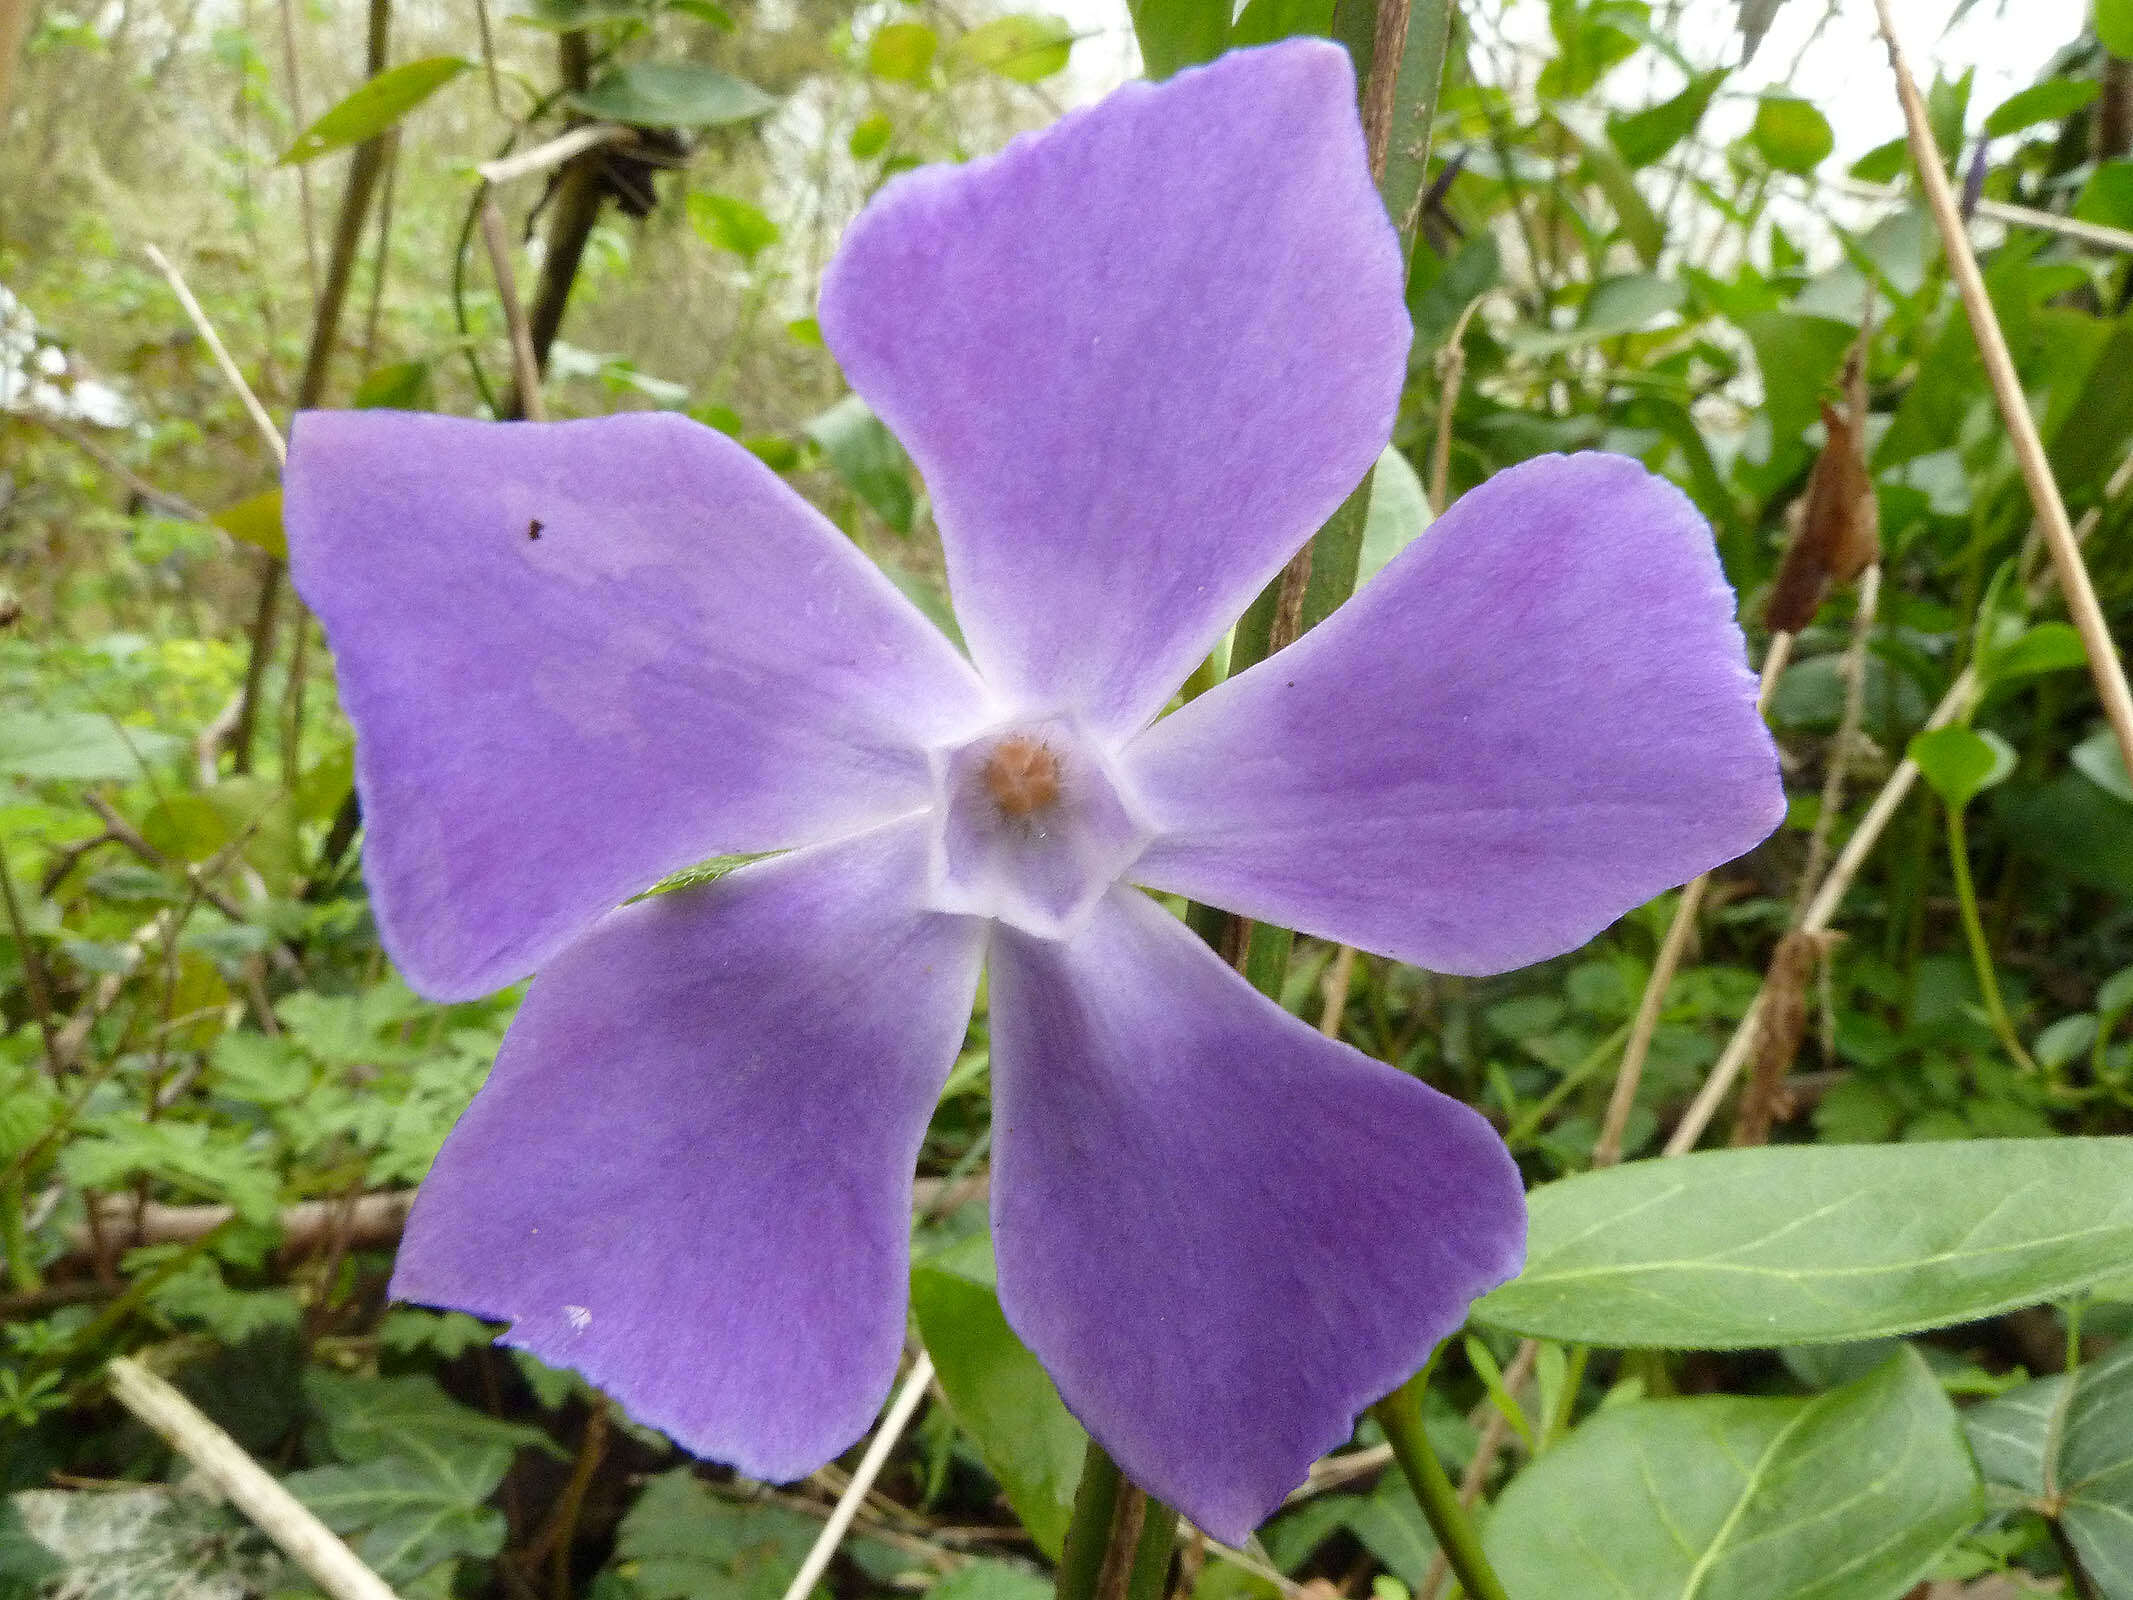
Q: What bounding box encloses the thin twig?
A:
[1876,0,2133,784]
[479,195,547,423]
[1318,945,1359,1039]
[143,244,286,466]
[1830,175,2133,257]
[775,1353,935,1600]
[274,0,321,304]
[0,835,64,1079]
[106,1358,402,1600]
[477,123,638,187]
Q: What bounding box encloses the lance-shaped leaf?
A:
[1485,1349,1980,1600]
[568,62,775,128]
[1475,1138,2133,1347]
[912,1235,1086,1559]
[280,57,469,165]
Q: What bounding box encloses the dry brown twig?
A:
[1875,0,2133,780]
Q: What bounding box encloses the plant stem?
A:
[1056,1440,1177,1600]
[1943,805,2039,1075]
[1371,1365,1511,1600]
[1,1172,39,1293]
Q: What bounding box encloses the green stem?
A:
[1372,1363,1512,1600]
[1944,806,2039,1075]
[1,1172,39,1293]
[1056,1440,1177,1600]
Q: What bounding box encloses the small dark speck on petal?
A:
[527,519,545,541]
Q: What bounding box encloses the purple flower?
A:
[285,40,1781,1542]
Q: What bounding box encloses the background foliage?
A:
[5,0,2133,1596]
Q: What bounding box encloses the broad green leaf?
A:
[1984,621,2087,689]
[867,21,937,82]
[2002,772,2133,896]
[279,57,469,164]
[1508,271,1681,354]
[210,487,285,557]
[1909,725,2016,811]
[608,1468,895,1600]
[1230,0,1331,47]
[1740,310,1855,449]
[2102,0,2133,58]
[1984,78,2100,137]
[1474,1139,2133,1348]
[284,1449,509,1584]
[304,1371,561,1464]
[1967,1339,2133,1596]
[912,1236,1085,1558]
[2074,726,2133,806]
[806,394,915,534]
[1124,0,1225,80]
[954,15,1075,82]
[1407,232,1499,356]
[1486,1350,1980,1600]
[1751,96,1834,174]
[687,191,779,263]
[929,1560,1054,1600]
[849,112,892,159]
[1356,444,1431,586]
[1607,70,1723,168]
[0,710,179,781]
[569,62,775,128]
[61,1119,279,1224]
[351,360,432,409]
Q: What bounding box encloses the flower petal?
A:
[388,818,982,1480]
[987,889,1524,1542]
[287,409,991,1000]
[1124,453,1785,976]
[818,40,1408,739]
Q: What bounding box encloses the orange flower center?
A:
[982,734,1061,817]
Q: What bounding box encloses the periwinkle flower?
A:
[286,40,1781,1541]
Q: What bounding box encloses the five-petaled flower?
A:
[286,40,1781,1542]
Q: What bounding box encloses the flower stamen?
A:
[983,734,1061,817]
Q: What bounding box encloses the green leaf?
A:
[351,359,433,409]
[1751,96,1834,174]
[687,192,779,264]
[1474,1139,2133,1348]
[0,710,179,781]
[1740,312,1858,449]
[929,1561,1054,1600]
[1607,70,1724,168]
[1910,725,2017,811]
[866,21,937,82]
[912,1237,1085,1558]
[2102,0,2133,58]
[1983,78,2100,137]
[210,487,286,557]
[953,15,1075,83]
[1508,271,1681,354]
[1356,444,1431,586]
[1124,0,1226,80]
[1230,0,1332,47]
[284,1451,509,1585]
[279,57,469,164]
[849,112,892,159]
[610,1469,844,1600]
[1485,1350,1980,1600]
[1967,1339,2133,1594]
[2074,725,2133,806]
[568,62,775,128]
[304,1371,561,1464]
[805,395,915,534]
[1850,136,1908,183]
[1984,621,2087,688]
